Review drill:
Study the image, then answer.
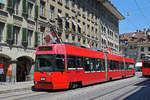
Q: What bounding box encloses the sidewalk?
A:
[0,81,33,94]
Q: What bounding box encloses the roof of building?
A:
[120,30,150,44]
[99,0,125,20]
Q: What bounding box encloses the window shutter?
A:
[34,31,38,47]
[7,0,14,9]
[7,24,13,42]
[22,0,28,15]
[22,28,28,46]
[34,5,38,20]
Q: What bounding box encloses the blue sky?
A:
[111,0,150,34]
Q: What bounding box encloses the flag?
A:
[44,32,60,44]
[87,40,92,48]
[106,47,111,54]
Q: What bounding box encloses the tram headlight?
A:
[34,81,38,84]
[40,77,46,81]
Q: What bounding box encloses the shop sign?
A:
[0,64,4,74]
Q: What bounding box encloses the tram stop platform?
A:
[0,81,33,94]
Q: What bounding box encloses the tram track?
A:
[0,75,147,100]
[90,78,147,100]
[0,90,47,100]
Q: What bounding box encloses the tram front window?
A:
[143,61,150,68]
[35,54,65,72]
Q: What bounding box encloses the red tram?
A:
[142,59,150,76]
[34,44,135,90]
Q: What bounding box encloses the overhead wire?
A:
[115,0,150,33]
[134,0,150,28]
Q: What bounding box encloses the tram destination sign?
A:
[39,46,52,51]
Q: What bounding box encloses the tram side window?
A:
[76,56,83,68]
[108,60,112,70]
[95,59,101,71]
[84,57,90,71]
[119,61,124,70]
[143,61,150,68]
[90,58,95,71]
[128,63,135,69]
[67,55,76,68]
[126,62,129,70]
[101,59,105,71]
[55,55,65,71]
[114,61,119,70]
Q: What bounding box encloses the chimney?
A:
[144,28,147,37]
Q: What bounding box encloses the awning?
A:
[58,13,62,17]
[72,20,77,26]
[135,62,142,67]
[77,23,81,27]
[66,19,71,23]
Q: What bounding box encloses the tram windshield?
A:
[143,61,150,68]
[35,54,65,72]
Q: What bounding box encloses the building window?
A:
[50,6,54,20]
[87,9,89,17]
[65,34,69,42]
[87,24,90,33]
[40,26,45,45]
[72,35,75,41]
[65,0,69,7]
[28,30,33,47]
[40,1,45,17]
[72,22,76,32]
[141,47,144,52]
[77,25,81,33]
[141,54,145,59]
[58,0,62,2]
[95,28,97,34]
[65,13,70,29]
[148,47,150,51]
[0,23,4,42]
[14,0,20,15]
[57,17,63,28]
[92,26,94,33]
[130,45,133,49]
[65,20,69,29]
[83,39,86,44]
[78,36,81,42]
[76,0,80,9]
[28,3,33,19]
[83,22,86,31]
[13,26,20,45]
[71,0,75,9]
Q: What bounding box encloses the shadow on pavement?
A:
[124,78,150,100]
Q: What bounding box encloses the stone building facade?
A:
[0,0,37,82]
[36,0,124,54]
[0,0,123,82]
[120,30,150,70]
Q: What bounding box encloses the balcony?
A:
[0,9,8,23]
[13,14,23,27]
[71,8,76,13]
[58,1,63,6]
[27,19,35,30]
